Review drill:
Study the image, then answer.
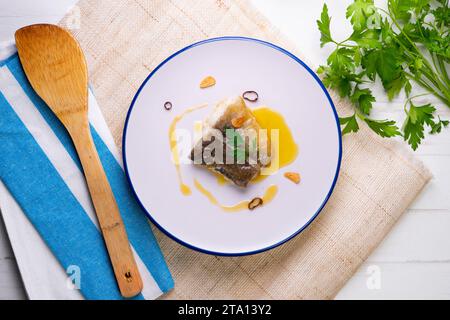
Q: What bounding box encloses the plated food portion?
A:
[123,37,341,255]
[190,95,271,188]
[166,81,301,213]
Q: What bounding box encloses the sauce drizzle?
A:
[194,179,278,212]
[169,103,208,195]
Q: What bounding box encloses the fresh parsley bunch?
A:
[317,0,449,150]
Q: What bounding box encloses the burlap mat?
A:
[59,0,432,299]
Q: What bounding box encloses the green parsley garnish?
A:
[317,0,450,150]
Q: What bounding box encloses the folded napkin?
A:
[0,48,173,299]
[58,0,432,299]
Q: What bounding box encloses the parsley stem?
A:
[420,66,449,98]
[430,53,450,91]
[403,93,431,114]
[355,109,367,121]
[380,7,422,55]
[382,4,450,106]
[332,39,354,48]
[379,6,448,98]
[404,72,450,105]
[382,36,445,97]
[437,56,450,88]
[431,53,440,78]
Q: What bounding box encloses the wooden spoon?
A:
[15,24,143,298]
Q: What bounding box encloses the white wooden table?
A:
[0,0,449,300]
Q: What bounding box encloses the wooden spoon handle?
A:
[68,117,143,298]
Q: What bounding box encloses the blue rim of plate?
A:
[122,36,342,256]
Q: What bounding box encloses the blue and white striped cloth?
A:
[0,47,173,300]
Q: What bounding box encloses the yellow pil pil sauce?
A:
[215,106,298,185]
[168,103,208,195]
[194,179,278,212]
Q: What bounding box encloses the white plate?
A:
[123,37,341,256]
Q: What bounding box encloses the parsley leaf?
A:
[350,29,382,49]
[328,47,356,72]
[322,69,354,97]
[430,117,449,134]
[364,118,401,137]
[317,0,450,149]
[385,74,408,100]
[317,4,333,47]
[388,0,414,22]
[340,114,360,135]
[433,3,450,27]
[403,103,436,150]
[351,87,375,114]
[361,47,401,86]
[346,0,376,31]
